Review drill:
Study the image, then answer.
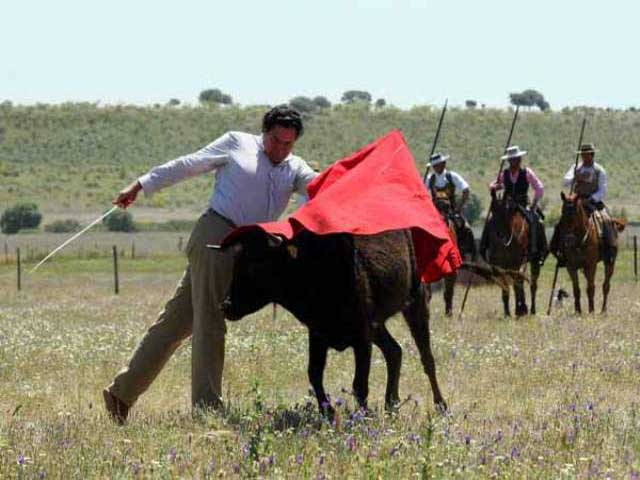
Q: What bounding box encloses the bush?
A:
[44,219,81,233]
[1,202,42,234]
[103,209,135,232]
[463,193,483,225]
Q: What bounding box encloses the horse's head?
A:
[559,192,584,227]
[490,192,518,235]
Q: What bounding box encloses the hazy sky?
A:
[2,0,637,109]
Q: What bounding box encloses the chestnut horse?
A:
[483,192,540,316]
[554,192,625,313]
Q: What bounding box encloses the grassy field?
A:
[2,103,640,224]
[1,248,639,478]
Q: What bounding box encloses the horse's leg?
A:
[444,273,456,317]
[602,260,614,313]
[402,286,447,411]
[583,264,596,313]
[502,287,511,317]
[567,267,581,314]
[372,326,402,411]
[529,260,540,315]
[515,279,528,317]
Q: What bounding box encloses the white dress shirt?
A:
[425,169,469,193]
[139,131,317,226]
[563,162,607,203]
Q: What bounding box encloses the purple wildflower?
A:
[130,461,141,475]
[336,397,345,407]
[630,470,639,480]
[39,470,47,479]
[319,454,325,465]
[17,454,26,466]
[390,445,401,456]
[510,447,520,459]
[495,430,503,443]
[296,454,304,465]
[346,435,357,452]
[167,447,177,462]
[407,433,421,445]
[464,435,471,446]
[232,464,240,474]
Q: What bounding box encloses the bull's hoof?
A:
[435,400,448,415]
[515,304,528,317]
[319,404,336,423]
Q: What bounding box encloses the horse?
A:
[553,192,625,313]
[482,191,540,316]
[434,199,476,317]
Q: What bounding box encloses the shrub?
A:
[1,202,42,234]
[44,219,81,233]
[103,209,135,232]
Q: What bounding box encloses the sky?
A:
[1,0,637,109]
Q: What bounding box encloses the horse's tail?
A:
[612,218,626,232]
[459,262,529,290]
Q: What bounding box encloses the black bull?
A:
[216,228,447,416]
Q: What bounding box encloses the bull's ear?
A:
[287,245,298,259]
[560,191,566,201]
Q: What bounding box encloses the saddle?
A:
[589,209,618,247]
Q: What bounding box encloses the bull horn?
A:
[266,233,284,247]
[206,244,222,250]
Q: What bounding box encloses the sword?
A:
[29,205,119,274]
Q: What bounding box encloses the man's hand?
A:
[113,181,142,209]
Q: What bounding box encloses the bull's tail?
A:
[459,262,529,290]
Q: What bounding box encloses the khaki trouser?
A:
[106,211,235,409]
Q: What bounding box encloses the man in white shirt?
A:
[103,106,317,423]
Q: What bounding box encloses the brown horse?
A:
[483,192,540,316]
[553,192,625,313]
[434,199,476,316]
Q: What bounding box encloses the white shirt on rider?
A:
[425,169,469,193]
[562,162,607,203]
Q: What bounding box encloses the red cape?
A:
[224,130,461,282]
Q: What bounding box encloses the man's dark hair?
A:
[262,105,304,138]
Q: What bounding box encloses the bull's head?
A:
[208,230,297,321]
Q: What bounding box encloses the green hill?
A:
[1,102,639,223]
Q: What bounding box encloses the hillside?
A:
[1,103,639,223]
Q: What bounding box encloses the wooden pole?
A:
[112,245,119,295]
[4,241,8,264]
[178,236,183,252]
[131,240,135,259]
[633,234,637,277]
[16,248,21,291]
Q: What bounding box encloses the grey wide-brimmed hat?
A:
[501,145,527,161]
[428,152,450,167]
[577,143,597,154]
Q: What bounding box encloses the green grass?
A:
[1,250,640,478]
[2,103,640,223]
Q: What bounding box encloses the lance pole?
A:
[458,106,519,319]
[547,116,588,315]
[423,99,448,183]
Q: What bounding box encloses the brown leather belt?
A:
[208,208,236,229]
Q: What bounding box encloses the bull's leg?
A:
[514,280,528,317]
[567,267,581,314]
[308,333,333,418]
[584,265,596,313]
[529,260,540,315]
[443,273,456,317]
[402,286,447,412]
[502,288,511,317]
[372,326,402,411]
[352,341,372,410]
[602,260,615,313]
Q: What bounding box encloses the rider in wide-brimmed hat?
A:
[480,146,548,263]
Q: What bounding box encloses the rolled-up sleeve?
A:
[563,165,575,187]
[138,132,235,196]
[293,160,318,198]
[451,172,469,193]
[526,168,544,202]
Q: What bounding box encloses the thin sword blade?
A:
[29,205,119,274]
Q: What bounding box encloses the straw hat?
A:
[428,152,450,167]
[501,145,527,161]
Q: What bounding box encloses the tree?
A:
[1,202,42,234]
[44,219,81,233]
[199,88,233,106]
[375,98,387,108]
[312,96,332,109]
[167,98,181,106]
[103,209,135,232]
[463,193,482,225]
[289,96,317,115]
[341,90,372,104]
[509,89,549,111]
[465,100,477,109]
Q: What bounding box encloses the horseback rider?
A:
[425,153,475,258]
[481,146,548,263]
[553,143,617,263]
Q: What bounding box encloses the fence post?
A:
[17,247,21,291]
[4,241,8,264]
[113,245,119,295]
[178,236,183,252]
[131,240,135,259]
[634,235,638,282]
